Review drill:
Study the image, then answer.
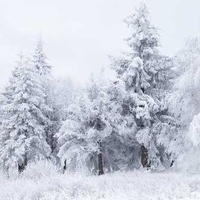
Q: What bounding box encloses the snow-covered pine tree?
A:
[57,72,112,175]
[57,92,99,173]
[85,72,112,175]
[169,36,200,124]
[32,38,61,154]
[0,56,51,174]
[110,2,175,169]
[168,36,200,171]
[56,95,88,172]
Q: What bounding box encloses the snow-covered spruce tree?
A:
[0,56,51,174]
[110,3,176,169]
[168,36,200,171]
[57,72,112,175]
[56,96,86,173]
[85,73,112,175]
[169,36,200,124]
[32,38,61,154]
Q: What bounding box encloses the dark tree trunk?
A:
[63,159,67,171]
[97,140,104,175]
[170,160,174,167]
[18,157,27,173]
[141,144,148,168]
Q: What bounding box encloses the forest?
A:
[0,2,200,199]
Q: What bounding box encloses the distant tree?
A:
[52,77,80,121]
[32,38,51,76]
[32,38,61,154]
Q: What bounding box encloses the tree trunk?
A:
[97,140,104,175]
[141,144,148,168]
[63,159,67,171]
[170,160,174,167]
[18,156,27,173]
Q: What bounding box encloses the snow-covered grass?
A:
[0,161,200,200]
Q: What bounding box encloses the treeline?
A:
[0,3,199,176]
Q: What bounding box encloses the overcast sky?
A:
[0,0,200,87]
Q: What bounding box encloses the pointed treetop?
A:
[33,36,51,76]
[185,36,200,53]
[124,2,159,60]
[125,2,150,28]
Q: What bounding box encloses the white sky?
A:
[0,0,200,87]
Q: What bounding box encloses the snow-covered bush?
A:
[21,160,60,180]
[0,171,200,200]
[176,113,200,173]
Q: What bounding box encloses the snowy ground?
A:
[0,164,200,200]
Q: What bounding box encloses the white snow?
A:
[0,161,199,200]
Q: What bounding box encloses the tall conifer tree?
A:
[0,56,51,174]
